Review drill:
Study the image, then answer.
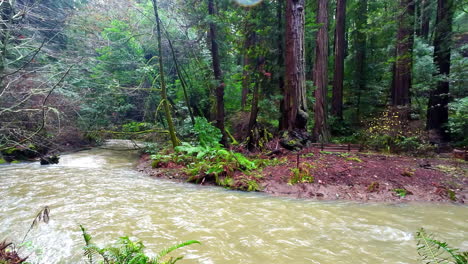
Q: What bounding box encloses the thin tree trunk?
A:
[420,0,430,39]
[313,0,330,142]
[151,0,179,148]
[331,0,346,119]
[281,0,307,131]
[391,0,415,107]
[248,78,260,133]
[427,0,454,140]
[208,0,228,146]
[354,0,367,122]
[241,29,254,110]
[163,26,195,125]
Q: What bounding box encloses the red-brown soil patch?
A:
[137,148,468,203]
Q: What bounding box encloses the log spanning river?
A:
[1,141,467,263]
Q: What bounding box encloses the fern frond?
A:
[83,244,103,264]
[154,240,200,263]
[415,228,467,264]
[80,225,92,246]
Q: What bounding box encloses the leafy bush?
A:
[192,117,222,148]
[150,117,259,190]
[448,98,468,147]
[80,226,200,264]
[288,166,314,185]
[122,122,154,133]
[363,107,433,154]
[328,116,354,136]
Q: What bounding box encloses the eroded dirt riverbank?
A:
[138,148,468,204]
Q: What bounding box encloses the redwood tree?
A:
[427,0,454,139]
[280,0,307,131]
[313,0,330,142]
[331,0,347,119]
[208,0,228,146]
[391,0,415,107]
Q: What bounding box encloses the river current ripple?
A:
[0,141,467,263]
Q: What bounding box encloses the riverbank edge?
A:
[137,151,467,204]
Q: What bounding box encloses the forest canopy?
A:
[0,0,466,154]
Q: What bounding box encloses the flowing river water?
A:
[1,141,467,264]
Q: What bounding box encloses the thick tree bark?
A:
[281,0,307,131]
[354,0,367,121]
[427,0,454,139]
[208,0,228,146]
[331,0,346,119]
[151,0,179,148]
[391,0,415,107]
[313,0,330,142]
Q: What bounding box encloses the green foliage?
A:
[244,179,261,192]
[415,228,468,264]
[148,118,261,190]
[363,108,434,154]
[328,116,354,137]
[448,98,468,147]
[143,143,161,155]
[393,188,408,198]
[193,117,222,148]
[0,158,6,165]
[122,122,154,133]
[346,157,362,163]
[80,225,200,264]
[288,166,314,185]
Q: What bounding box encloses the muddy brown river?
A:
[1,141,467,263]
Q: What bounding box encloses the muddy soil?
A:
[137,148,467,204]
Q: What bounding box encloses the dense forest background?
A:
[0,0,466,156]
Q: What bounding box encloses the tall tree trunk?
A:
[151,0,179,148]
[354,0,367,122]
[277,0,286,130]
[281,0,307,131]
[420,0,430,39]
[391,0,415,107]
[313,0,330,142]
[208,0,228,146]
[427,0,454,140]
[331,0,346,119]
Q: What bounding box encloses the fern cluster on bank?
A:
[150,117,263,190]
[80,226,199,264]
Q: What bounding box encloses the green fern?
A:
[80,226,200,264]
[153,240,200,263]
[415,228,468,264]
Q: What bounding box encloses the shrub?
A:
[448,98,468,147]
[192,117,222,148]
[363,107,433,154]
[150,118,260,190]
[288,166,314,185]
[122,122,153,133]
